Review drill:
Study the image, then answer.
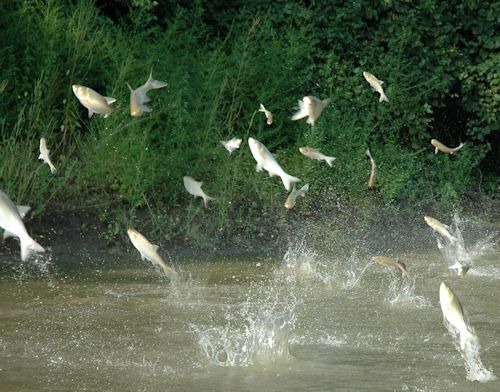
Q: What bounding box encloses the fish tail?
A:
[148,80,168,89]
[379,93,389,103]
[20,235,45,261]
[325,157,336,167]
[281,174,300,192]
[202,195,216,208]
[49,163,57,174]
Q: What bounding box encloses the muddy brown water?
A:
[0,245,499,391]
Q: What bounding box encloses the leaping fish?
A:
[0,189,44,261]
[365,148,376,190]
[258,103,273,125]
[126,69,168,116]
[363,71,389,103]
[299,147,336,167]
[183,176,215,207]
[285,184,309,209]
[248,137,300,191]
[127,228,178,279]
[220,138,242,154]
[424,215,457,242]
[38,138,57,174]
[372,256,408,278]
[439,282,478,350]
[431,139,465,154]
[291,96,330,127]
[2,205,30,241]
[72,85,116,118]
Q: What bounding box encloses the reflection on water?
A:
[0,240,499,391]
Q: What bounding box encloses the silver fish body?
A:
[372,256,408,278]
[285,184,309,209]
[424,216,457,242]
[39,138,57,174]
[183,176,215,207]
[291,96,330,126]
[127,70,168,116]
[127,228,178,278]
[0,189,44,261]
[365,148,376,190]
[431,139,465,154]
[220,138,242,154]
[259,103,273,125]
[439,282,477,350]
[72,85,116,118]
[299,146,336,167]
[363,72,389,103]
[248,137,300,192]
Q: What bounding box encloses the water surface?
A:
[1,245,499,391]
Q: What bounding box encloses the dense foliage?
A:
[0,0,498,248]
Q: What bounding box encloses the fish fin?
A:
[20,235,45,261]
[306,117,315,126]
[88,109,94,118]
[140,252,147,261]
[291,100,308,121]
[434,147,438,154]
[379,93,389,103]
[259,103,265,112]
[322,98,331,108]
[16,205,31,219]
[104,96,116,104]
[38,153,43,160]
[380,80,384,85]
[140,103,153,113]
[325,157,336,167]
[126,82,134,92]
[49,163,57,174]
[281,173,301,192]
[256,163,263,172]
[152,245,160,252]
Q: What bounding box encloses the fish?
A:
[365,148,376,190]
[126,69,168,116]
[299,146,336,167]
[291,96,330,126]
[38,138,57,174]
[431,139,465,154]
[220,138,242,154]
[127,228,178,279]
[0,189,44,261]
[363,71,389,103]
[285,184,309,209]
[248,137,300,191]
[258,103,273,125]
[439,281,478,350]
[372,256,408,278]
[72,85,116,118]
[424,216,457,242]
[183,176,215,207]
[2,205,31,241]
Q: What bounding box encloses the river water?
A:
[0,234,499,391]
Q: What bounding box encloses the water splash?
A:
[387,275,429,307]
[436,214,497,275]
[444,319,497,382]
[197,302,298,367]
[278,237,332,284]
[343,251,370,289]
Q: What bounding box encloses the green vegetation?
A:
[0,0,498,249]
